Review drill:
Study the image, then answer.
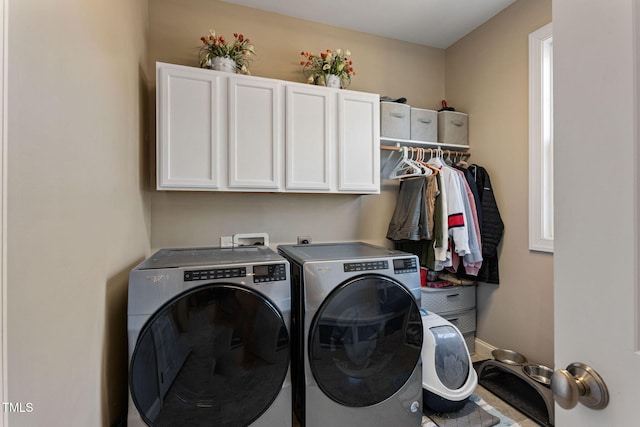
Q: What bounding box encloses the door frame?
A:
[0,0,7,425]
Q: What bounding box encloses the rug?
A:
[422,394,520,427]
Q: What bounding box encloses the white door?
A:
[553,0,639,425]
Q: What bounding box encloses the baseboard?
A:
[474,338,497,359]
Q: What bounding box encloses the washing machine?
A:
[127,246,291,427]
[278,242,423,427]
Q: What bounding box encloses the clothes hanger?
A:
[418,148,439,175]
[389,146,422,179]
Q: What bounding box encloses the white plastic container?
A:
[438,111,468,146]
[380,101,410,139]
[410,108,438,141]
[421,285,476,313]
[421,310,477,412]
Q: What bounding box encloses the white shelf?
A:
[380,136,469,151]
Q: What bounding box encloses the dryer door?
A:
[308,275,422,407]
[130,284,289,426]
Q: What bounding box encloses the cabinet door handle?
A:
[418,118,432,124]
[451,120,464,127]
[446,293,460,298]
[448,318,459,323]
[390,112,406,118]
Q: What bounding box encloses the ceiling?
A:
[221,0,518,48]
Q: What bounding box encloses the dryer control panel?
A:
[343,260,388,272]
[253,263,287,283]
[184,267,247,281]
[393,257,418,274]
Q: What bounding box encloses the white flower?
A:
[307,75,315,84]
[336,48,342,55]
[337,63,344,71]
[323,64,330,71]
[209,29,216,37]
[345,49,351,56]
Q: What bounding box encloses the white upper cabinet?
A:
[285,84,333,191]
[157,63,225,190]
[228,77,284,190]
[156,62,379,194]
[337,91,380,193]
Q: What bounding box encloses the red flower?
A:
[238,34,244,42]
[219,36,225,43]
[306,61,311,67]
[234,33,238,38]
[200,36,207,44]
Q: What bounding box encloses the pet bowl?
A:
[491,348,527,365]
[523,364,554,386]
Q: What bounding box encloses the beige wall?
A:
[7,0,150,425]
[445,0,554,366]
[148,0,445,251]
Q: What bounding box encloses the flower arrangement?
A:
[198,29,255,74]
[300,49,356,88]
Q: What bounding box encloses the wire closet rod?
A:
[380,145,471,158]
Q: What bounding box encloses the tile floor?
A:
[471,347,539,427]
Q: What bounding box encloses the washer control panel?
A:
[253,263,287,283]
[184,267,246,281]
[393,257,418,274]
[343,260,389,272]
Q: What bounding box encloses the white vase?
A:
[211,56,236,73]
[325,74,341,88]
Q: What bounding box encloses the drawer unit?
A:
[410,108,437,142]
[438,111,468,146]
[421,285,476,314]
[441,309,476,335]
[422,285,477,354]
[380,101,410,139]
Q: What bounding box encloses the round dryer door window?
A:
[308,275,423,407]
[130,284,290,426]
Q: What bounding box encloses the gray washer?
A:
[127,246,291,427]
[278,242,423,427]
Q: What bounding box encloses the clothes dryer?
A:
[278,242,423,427]
[127,246,291,427]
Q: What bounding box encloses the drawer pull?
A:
[390,112,407,118]
[449,318,459,323]
[451,120,464,127]
[446,293,460,298]
[418,118,432,124]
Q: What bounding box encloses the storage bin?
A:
[410,108,438,142]
[438,111,468,146]
[380,101,410,139]
[421,285,476,314]
[462,332,476,354]
[441,309,476,335]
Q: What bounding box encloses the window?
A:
[529,23,553,253]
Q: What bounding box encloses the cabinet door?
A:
[228,77,283,190]
[285,85,333,191]
[337,91,380,193]
[156,64,225,190]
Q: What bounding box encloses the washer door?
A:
[130,284,289,426]
[308,275,423,407]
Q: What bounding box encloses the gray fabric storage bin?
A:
[438,111,468,146]
[410,108,438,142]
[380,101,410,139]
